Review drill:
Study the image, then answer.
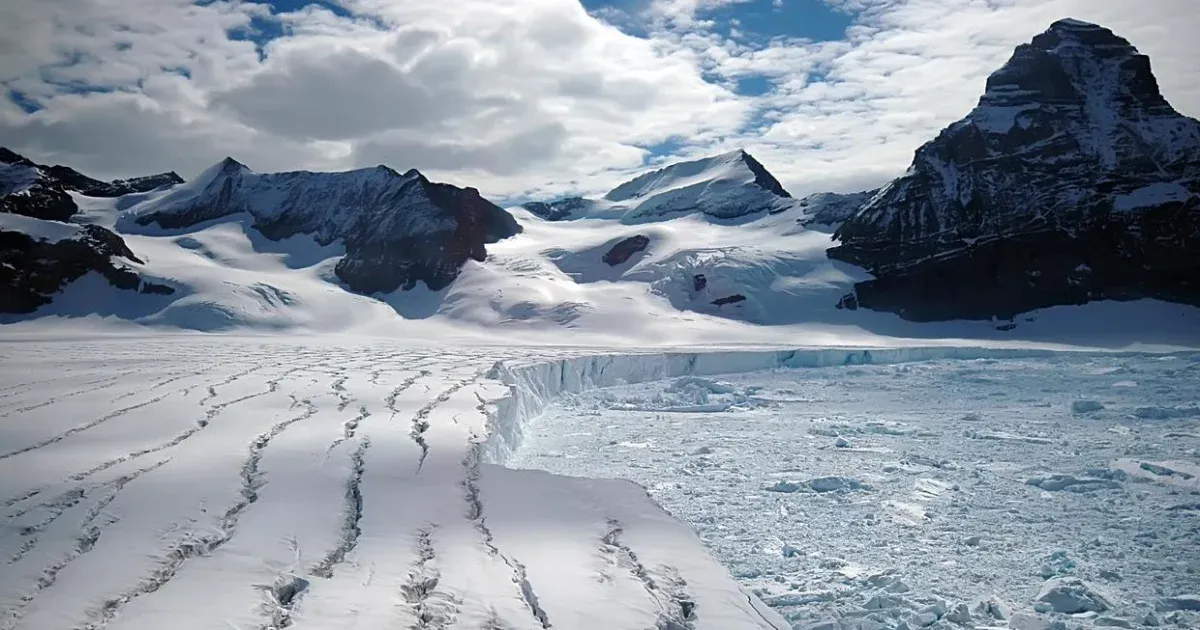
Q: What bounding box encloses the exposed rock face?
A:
[711,294,746,306]
[524,149,795,223]
[131,158,522,293]
[796,189,877,227]
[828,19,1200,321]
[0,223,173,313]
[602,235,650,266]
[0,148,182,221]
[0,149,178,312]
[523,196,589,221]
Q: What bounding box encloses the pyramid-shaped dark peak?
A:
[738,150,791,199]
[217,156,247,171]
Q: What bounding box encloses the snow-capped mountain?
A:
[1,149,178,313]
[0,148,182,221]
[830,18,1200,321]
[128,158,522,293]
[524,149,796,223]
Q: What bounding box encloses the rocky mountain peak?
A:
[976,17,1174,125]
[828,20,1200,322]
[526,149,795,223]
[0,148,36,168]
[735,149,791,199]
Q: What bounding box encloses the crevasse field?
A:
[1,340,1197,630]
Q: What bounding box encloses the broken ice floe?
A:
[1025,474,1123,493]
[765,476,867,494]
[1035,576,1113,614]
[589,376,769,413]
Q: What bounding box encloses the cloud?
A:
[676,0,1200,195]
[0,0,1197,201]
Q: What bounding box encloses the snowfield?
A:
[513,352,1200,630]
[3,340,1196,630]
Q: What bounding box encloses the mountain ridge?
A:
[128,157,522,294]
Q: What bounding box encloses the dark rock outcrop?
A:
[522,196,589,221]
[828,19,1200,321]
[711,294,746,306]
[796,189,877,227]
[132,159,522,293]
[0,148,182,221]
[602,235,650,266]
[0,224,173,313]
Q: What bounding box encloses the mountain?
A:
[0,148,182,221]
[0,213,173,314]
[1,150,178,313]
[129,158,522,293]
[523,149,795,223]
[828,18,1200,322]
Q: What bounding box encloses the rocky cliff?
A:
[828,19,1200,322]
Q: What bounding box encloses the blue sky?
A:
[582,0,854,42]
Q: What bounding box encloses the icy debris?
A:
[809,476,866,493]
[903,454,956,470]
[964,429,1054,445]
[1038,550,1077,578]
[765,476,866,494]
[1133,405,1200,419]
[1139,462,1194,479]
[1155,595,1200,612]
[601,376,767,413]
[1025,474,1122,492]
[766,480,803,493]
[1071,400,1105,414]
[1035,577,1113,613]
[691,445,714,455]
[865,570,912,594]
[1008,612,1058,630]
[974,597,1014,620]
[945,603,973,624]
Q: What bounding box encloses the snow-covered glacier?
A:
[9,339,1189,630]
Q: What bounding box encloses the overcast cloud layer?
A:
[1,0,1197,200]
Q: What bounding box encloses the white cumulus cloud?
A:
[0,0,1197,201]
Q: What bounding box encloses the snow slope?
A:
[4,188,1199,348]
